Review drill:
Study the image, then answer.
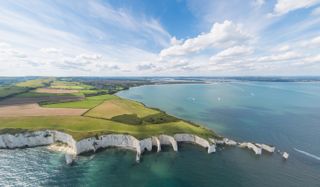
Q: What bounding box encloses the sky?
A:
[0,0,320,76]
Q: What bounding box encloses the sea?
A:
[1,80,320,186]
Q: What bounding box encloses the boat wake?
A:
[294,148,320,161]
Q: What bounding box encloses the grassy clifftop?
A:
[0,78,220,141]
[0,116,218,141]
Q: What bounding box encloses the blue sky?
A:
[0,0,320,76]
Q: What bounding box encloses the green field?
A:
[0,116,218,140]
[85,98,159,119]
[16,78,53,88]
[0,78,56,99]
[0,86,29,99]
[0,78,220,141]
[50,81,94,90]
[42,94,117,109]
[15,90,82,98]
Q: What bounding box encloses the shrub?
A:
[111,114,142,125]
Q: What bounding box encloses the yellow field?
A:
[85,98,159,119]
[0,103,87,117]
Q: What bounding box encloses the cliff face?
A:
[159,135,178,151]
[0,130,283,163]
[0,131,217,163]
[151,136,161,152]
[0,131,54,148]
[239,142,262,155]
[174,133,216,153]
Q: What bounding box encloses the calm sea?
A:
[1,82,320,186]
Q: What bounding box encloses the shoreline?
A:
[0,130,215,163]
[0,130,287,165]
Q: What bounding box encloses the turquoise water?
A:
[1,82,320,186]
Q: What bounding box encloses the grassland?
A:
[0,86,29,99]
[15,90,82,98]
[85,98,159,119]
[41,94,116,109]
[16,78,54,88]
[0,116,218,140]
[50,81,94,90]
[0,78,56,100]
[35,88,79,94]
[0,78,220,141]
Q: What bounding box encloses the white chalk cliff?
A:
[255,143,275,153]
[239,142,262,155]
[174,134,216,153]
[0,131,217,163]
[0,131,286,163]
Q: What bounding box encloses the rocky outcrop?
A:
[75,134,142,162]
[65,154,75,165]
[0,131,54,148]
[0,131,177,163]
[151,136,161,152]
[209,138,224,145]
[239,142,262,155]
[223,138,237,146]
[47,143,75,155]
[174,134,216,153]
[52,131,77,154]
[158,135,178,151]
[139,138,153,152]
[255,143,275,153]
[282,152,289,159]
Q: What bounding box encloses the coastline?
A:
[0,130,216,163]
[0,130,286,165]
[0,82,289,165]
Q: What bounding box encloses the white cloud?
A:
[253,0,265,7]
[0,42,22,58]
[136,63,156,70]
[271,0,320,16]
[310,36,320,46]
[277,45,290,52]
[305,54,320,63]
[302,36,320,47]
[76,54,102,61]
[257,51,302,62]
[0,1,165,76]
[160,20,252,57]
[304,54,320,63]
[88,1,171,47]
[0,1,319,76]
[170,37,183,45]
[0,42,10,48]
[213,45,253,58]
[292,54,320,66]
[40,48,61,54]
[311,6,320,15]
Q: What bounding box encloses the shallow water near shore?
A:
[1,82,320,186]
